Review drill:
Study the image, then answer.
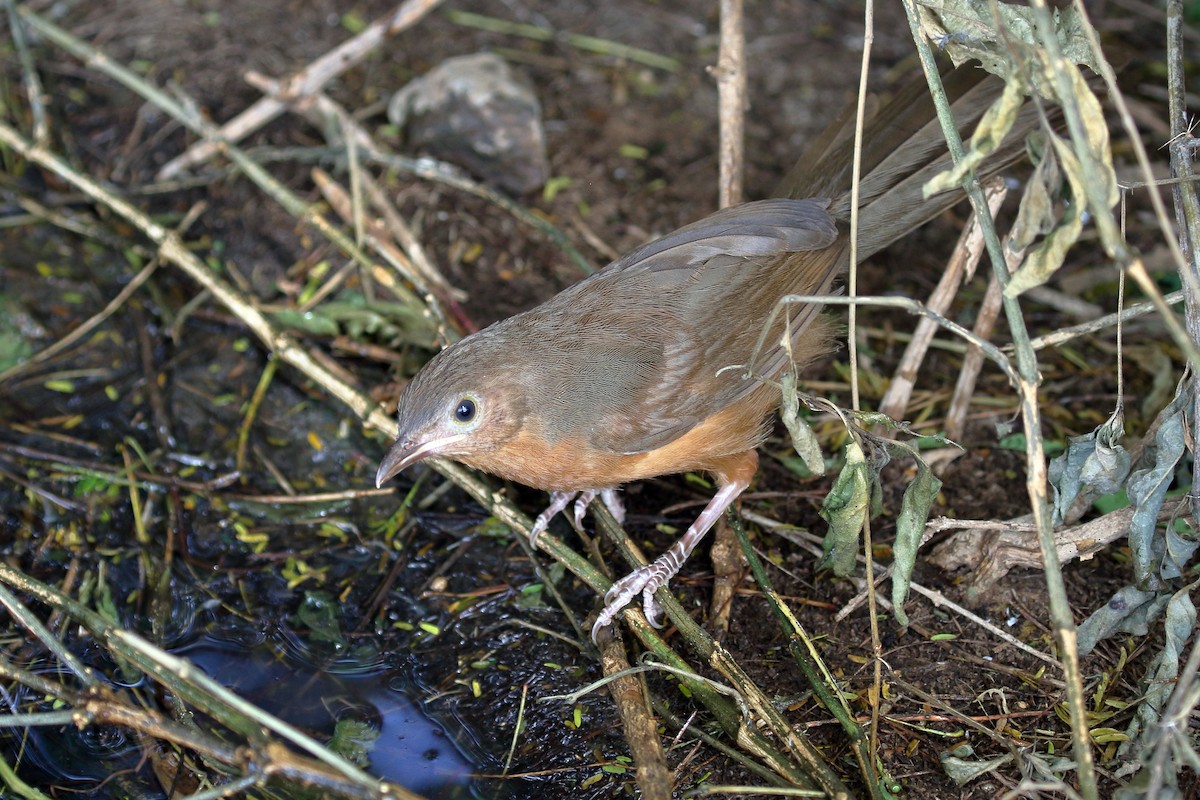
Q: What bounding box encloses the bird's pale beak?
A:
[375,434,466,487]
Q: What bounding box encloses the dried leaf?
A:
[917,0,1098,78]
[1128,380,1196,587]
[1118,588,1197,769]
[925,76,1027,196]
[1004,132,1085,296]
[1010,57,1118,282]
[1009,137,1060,250]
[1047,407,1131,525]
[941,747,1013,787]
[1077,585,1169,656]
[1046,57,1119,210]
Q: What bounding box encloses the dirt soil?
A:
[0,1,1191,799]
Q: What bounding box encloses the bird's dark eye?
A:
[454,399,476,423]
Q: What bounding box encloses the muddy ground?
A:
[0,1,1192,799]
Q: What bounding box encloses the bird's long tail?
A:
[776,63,1044,261]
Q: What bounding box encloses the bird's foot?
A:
[589,477,749,642]
[529,491,578,547]
[573,488,625,531]
[531,488,623,546]
[591,556,676,642]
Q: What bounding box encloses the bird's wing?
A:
[524,199,839,455]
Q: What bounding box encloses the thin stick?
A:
[1024,289,1186,351]
[847,0,873,415]
[598,631,672,800]
[847,0,881,773]
[1161,0,1200,512]
[944,271,1003,443]
[713,0,745,208]
[878,179,1006,423]
[5,0,47,143]
[0,259,158,385]
[743,511,1060,669]
[945,226,1028,442]
[898,7,1096,794]
[0,201,205,385]
[706,0,747,641]
[155,0,444,179]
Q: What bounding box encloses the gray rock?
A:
[388,52,549,195]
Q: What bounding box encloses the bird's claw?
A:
[529,490,578,547]
[572,490,597,533]
[573,488,625,532]
[531,488,625,547]
[590,561,670,642]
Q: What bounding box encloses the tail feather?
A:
[776,62,1047,262]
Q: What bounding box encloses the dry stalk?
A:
[156,0,444,179]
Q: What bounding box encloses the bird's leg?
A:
[572,488,626,531]
[530,490,578,546]
[591,476,749,641]
[599,489,626,525]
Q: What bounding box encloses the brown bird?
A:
[377,65,1041,640]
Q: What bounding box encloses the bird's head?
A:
[375,333,527,488]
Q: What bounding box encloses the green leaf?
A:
[819,442,870,577]
[891,456,942,625]
[327,718,379,767]
[296,591,343,644]
[780,372,825,476]
[542,175,572,203]
[272,308,341,337]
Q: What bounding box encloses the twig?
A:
[357,170,468,304]
[771,293,1019,385]
[743,510,1060,670]
[245,65,595,277]
[712,0,744,208]
[444,10,681,73]
[5,0,47,143]
[944,270,1003,443]
[878,179,1005,423]
[244,70,468,308]
[945,222,1028,442]
[1061,0,1200,368]
[11,82,609,672]
[0,584,97,687]
[155,0,444,179]
[846,0,885,777]
[598,631,672,800]
[236,357,279,478]
[0,199,206,388]
[898,6,1097,795]
[1024,290,1186,351]
[0,258,158,385]
[360,150,595,276]
[705,0,746,642]
[15,6,435,322]
[0,565,424,800]
[1162,0,1200,517]
[590,505,841,794]
[727,512,885,798]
